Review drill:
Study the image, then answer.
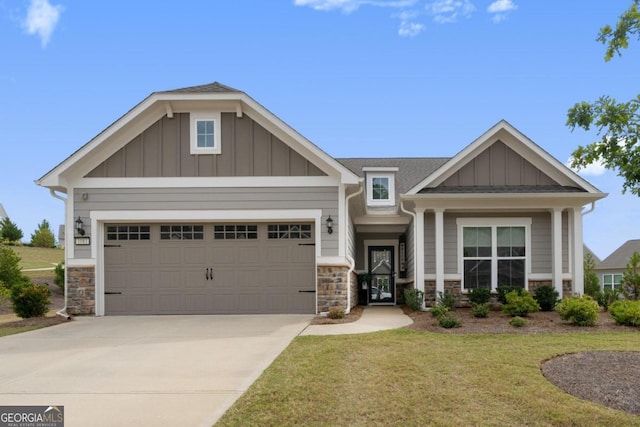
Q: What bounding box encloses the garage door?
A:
[104,223,316,315]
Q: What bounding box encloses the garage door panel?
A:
[158,294,184,312]
[183,247,206,264]
[159,247,184,265]
[156,271,182,289]
[127,295,154,314]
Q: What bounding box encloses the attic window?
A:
[190,112,221,154]
[364,167,397,207]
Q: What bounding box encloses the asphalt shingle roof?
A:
[599,239,640,269]
[157,82,241,94]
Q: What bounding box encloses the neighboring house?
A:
[36,82,606,316]
[0,203,6,220]
[596,240,640,291]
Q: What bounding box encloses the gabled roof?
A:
[0,203,6,219]
[599,240,640,269]
[405,120,603,196]
[36,82,360,190]
[583,244,602,267]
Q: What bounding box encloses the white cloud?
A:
[567,157,607,176]
[427,0,475,24]
[294,0,417,14]
[487,0,516,23]
[398,20,425,37]
[22,0,64,47]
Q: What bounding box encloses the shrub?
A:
[0,217,23,243]
[496,285,518,304]
[437,289,458,310]
[468,287,491,305]
[533,285,559,311]
[327,308,345,319]
[11,283,51,318]
[609,300,640,326]
[470,302,489,318]
[438,313,461,328]
[583,252,601,299]
[54,262,65,291]
[509,316,526,327]
[430,304,449,318]
[598,287,620,311]
[0,247,30,291]
[404,288,424,312]
[556,295,599,326]
[30,219,56,248]
[502,289,540,317]
[622,251,640,300]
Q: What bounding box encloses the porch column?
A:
[415,208,426,307]
[551,208,563,296]
[434,208,445,296]
[571,207,584,295]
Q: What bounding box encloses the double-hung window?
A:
[190,112,221,154]
[458,218,530,291]
[603,274,622,291]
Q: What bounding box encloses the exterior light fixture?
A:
[326,215,334,235]
[75,216,85,236]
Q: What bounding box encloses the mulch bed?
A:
[0,276,70,327]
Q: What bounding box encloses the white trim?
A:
[77,176,341,188]
[317,256,350,267]
[362,167,399,172]
[571,207,584,295]
[434,209,445,295]
[425,273,461,281]
[66,258,96,267]
[190,111,222,155]
[366,172,395,207]
[551,208,563,295]
[415,208,425,303]
[338,184,346,257]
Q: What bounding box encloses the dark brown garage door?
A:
[104,223,316,315]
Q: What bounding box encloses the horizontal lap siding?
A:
[73,187,339,258]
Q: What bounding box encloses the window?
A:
[268,224,312,239]
[458,219,530,291]
[190,112,221,154]
[365,170,396,206]
[107,225,150,241]
[160,225,204,240]
[603,274,622,291]
[214,224,258,240]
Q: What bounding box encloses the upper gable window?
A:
[364,168,397,206]
[190,112,221,155]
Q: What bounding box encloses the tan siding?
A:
[531,212,551,274]
[443,215,457,274]
[86,113,327,178]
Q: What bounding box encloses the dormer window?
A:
[190,111,222,155]
[364,167,397,206]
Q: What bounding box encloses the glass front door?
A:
[368,246,394,304]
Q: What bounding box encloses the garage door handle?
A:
[298,290,316,293]
[105,291,122,295]
[206,268,210,280]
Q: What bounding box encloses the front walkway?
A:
[301,305,413,335]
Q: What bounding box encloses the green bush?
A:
[430,304,449,318]
[470,302,489,318]
[502,289,540,317]
[533,285,559,311]
[11,283,51,318]
[0,217,23,243]
[509,316,526,327]
[54,262,65,291]
[556,295,599,326]
[327,308,345,319]
[0,247,30,291]
[468,287,491,305]
[598,287,620,311]
[438,313,461,328]
[30,219,56,248]
[583,252,601,299]
[404,288,424,312]
[622,251,640,300]
[437,289,458,310]
[496,285,518,304]
[609,300,640,326]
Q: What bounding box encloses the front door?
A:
[368,246,394,304]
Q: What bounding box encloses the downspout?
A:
[344,181,364,313]
[582,201,596,216]
[399,198,417,291]
[49,189,71,320]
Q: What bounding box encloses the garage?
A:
[104,222,316,315]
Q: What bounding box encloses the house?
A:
[0,203,6,220]
[595,240,640,291]
[36,82,606,316]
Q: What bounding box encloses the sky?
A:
[0,0,638,260]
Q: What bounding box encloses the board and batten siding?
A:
[86,113,327,178]
[73,186,339,258]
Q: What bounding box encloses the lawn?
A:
[8,245,64,271]
[216,330,640,426]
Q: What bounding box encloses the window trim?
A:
[190,111,221,155]
[457,218,532,291]
[366,172,395,206]
[603,273,623,290]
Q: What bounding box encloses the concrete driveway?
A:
[0,315,311,426]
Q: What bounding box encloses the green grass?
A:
[216,330,640,426]
[1,245,63,273]
[0,324,51,337]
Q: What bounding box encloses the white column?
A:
[435,208,445,296]
[572,207,584,295]
[551,208,563,296]
[415,208,426,307]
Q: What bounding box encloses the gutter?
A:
[49,189,71,320]
[582,201,596,216]
[344,181,364,313]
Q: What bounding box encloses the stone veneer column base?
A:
[317,265,354,314]
[66,266,96,315]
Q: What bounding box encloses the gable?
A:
[439,141,558,188]
[86,113,327,178]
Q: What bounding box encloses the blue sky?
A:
[0,0,638,259]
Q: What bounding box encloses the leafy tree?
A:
[567,1,640,195]
[0,246,30,294]
[622,251,640,300]
[0,217,23,242]
[30,219,56,248]
[583,252,601,298]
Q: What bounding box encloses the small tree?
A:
[0,217,23,243]
[622,251,640,300]
[0,246,27,289]
[583,252,601,299]
[30,219,56,248]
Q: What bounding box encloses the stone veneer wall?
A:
[67,266,95,315]
[349,270,358,311]
[317,265,351,313]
